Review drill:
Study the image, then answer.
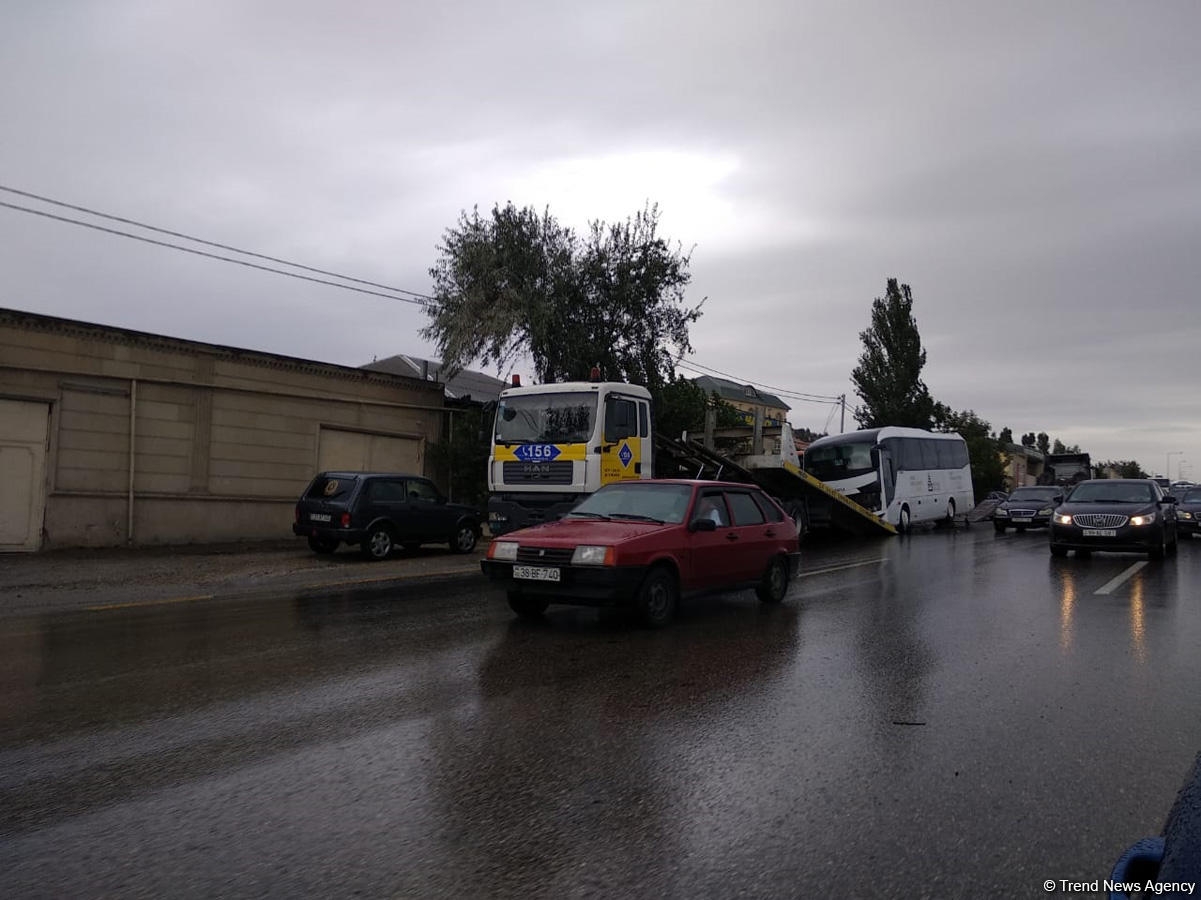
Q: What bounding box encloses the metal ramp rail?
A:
[654,433,896,537]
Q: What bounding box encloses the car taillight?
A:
[340,512,351,528]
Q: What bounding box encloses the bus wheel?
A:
[898,506,911,534]
[944,499,956,527]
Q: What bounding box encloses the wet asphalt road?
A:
[2,527,1201,899]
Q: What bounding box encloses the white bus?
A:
[802,427,974,532]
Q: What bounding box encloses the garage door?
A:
[0,399,50,552]
[317,428,423,474]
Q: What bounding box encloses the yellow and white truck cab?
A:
[487,373,653,536]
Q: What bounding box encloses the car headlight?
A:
[488,540,519,561]
[1179,511,1194,520]
[571,545,613,566]
[1130,513,1156,527]
[1055,514,1073,525]
[1038,508,1053,516]
[994,508,1009,517]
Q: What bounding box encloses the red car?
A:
[480,479,801,627]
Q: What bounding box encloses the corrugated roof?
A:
[361,355,508,402]
[692,374,790,411]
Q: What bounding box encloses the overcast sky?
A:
[3,1,1199,478]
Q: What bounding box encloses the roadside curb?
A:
[0,542,491,620]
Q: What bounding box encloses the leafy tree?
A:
[998,426,1013,445]
[793,426,827,443]
[1050,438,1082,454]
[1096,460,1147,479]
[1037,432,1050,455]
[1021,432,1036,447]
[422,201,702,394]
[933,404,1006,500]
[426,404,489,508]
[850,278,936,428]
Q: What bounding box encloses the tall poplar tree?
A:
[850,278,935,428]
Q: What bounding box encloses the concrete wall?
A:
[0,309,447,549]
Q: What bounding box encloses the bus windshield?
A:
[805,440,876,482]
[494,392,598,444]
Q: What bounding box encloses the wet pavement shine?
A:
[2,528,1201,898]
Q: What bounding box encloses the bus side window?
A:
[899,438,923,471]
[919,440,939,470]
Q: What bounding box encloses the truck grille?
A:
[1073,514,1128,528]
[502,461,574,485]
[515,546,575,565]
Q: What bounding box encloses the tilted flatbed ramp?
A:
[654,434,896,537]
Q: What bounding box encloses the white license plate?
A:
[309,513,332,523]
[513,565,560,582]
[1011,517,1032,524]
[1082,528,1117,537]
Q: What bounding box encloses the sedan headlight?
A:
[994,508,1009,517]
[488,540,519,561]
[1038,508,1053,516]
[1178,511,1194,520]
[1054,514,1073,525]
[1130,513,1157,527]
[571,545,614,566]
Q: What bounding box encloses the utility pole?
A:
[1168,451,1183,481]
[839,394,846,433]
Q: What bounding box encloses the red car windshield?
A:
[568,483,692,524]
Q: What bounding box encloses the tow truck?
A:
[486,370,894,538]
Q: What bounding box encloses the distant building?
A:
[1001,443,1045,489]
[362,355,508,404]
[691,375,790,428]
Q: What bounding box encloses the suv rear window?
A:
[305,475,359,500]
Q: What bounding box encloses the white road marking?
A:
[1094,561,1149,595]
[800,558,887,578]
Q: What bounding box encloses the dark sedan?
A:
[992,486,1064,532]
[1049,478,1178,559]
[1176,487,1201,538]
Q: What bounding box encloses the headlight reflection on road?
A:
[1058,568,1077,653]
[1129,572,1146,665]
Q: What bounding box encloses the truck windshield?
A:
[494,392,598,444]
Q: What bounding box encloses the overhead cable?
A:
[0,183,433,300]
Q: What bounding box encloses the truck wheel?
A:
[784,501,809,542]
[898,506,911,534]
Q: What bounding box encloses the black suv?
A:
[293,472,482,560]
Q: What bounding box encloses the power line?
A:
[675,357,842,402]
[0,184,434,300]
[0,200,426,306]
[0,185,847,412]
[675,359,842,406]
